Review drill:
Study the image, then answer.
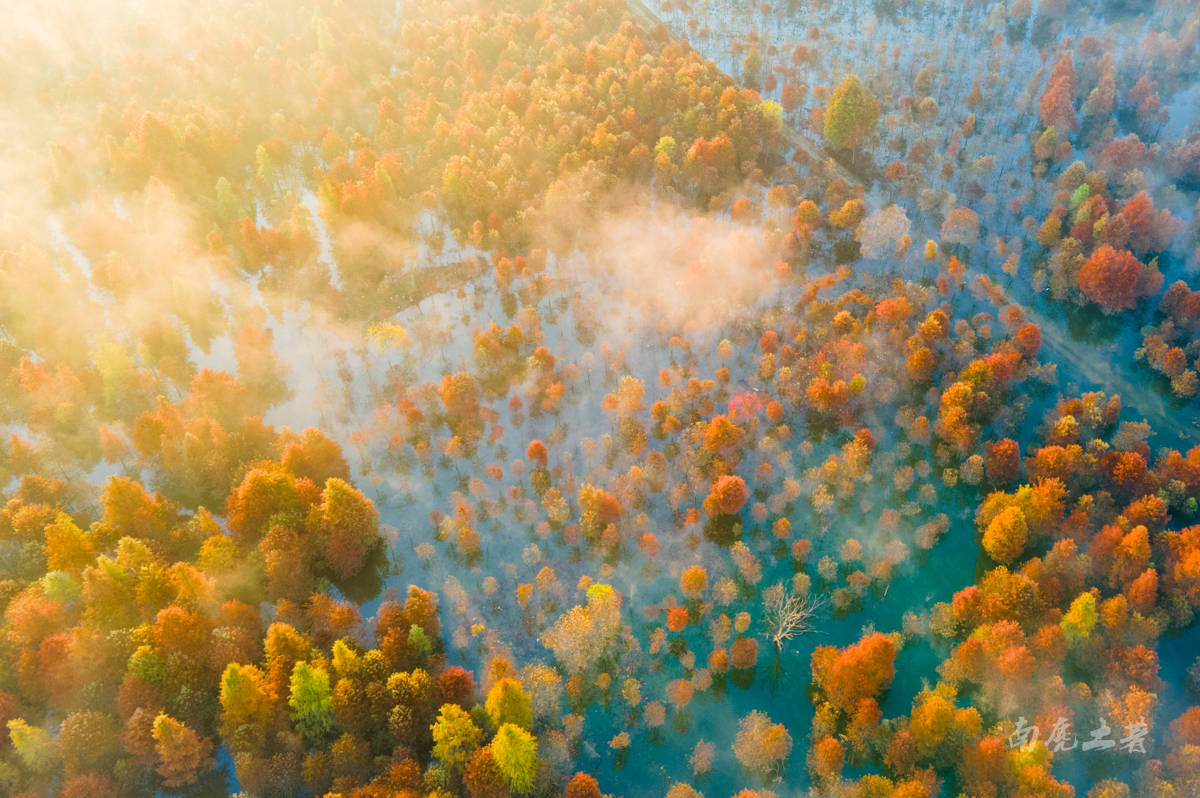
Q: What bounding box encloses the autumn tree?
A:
[856,204,911,260]
[282,428,351,486]
[941,207,981,248]
[1040,53,1078,133]
[703,474,748,518]
[981,505,1028,564]
[985,439,1021,485]
[565,772,602,798]
[808,735,844,785]
[680,565,708,599]
[438,666,477,708]
[151,713,214,788]
[225,465,309,547]
[387,668,439,748]
[1076,246,1161,313]
[732,710,792,782]
[431,703,483,773]
[234,316,291,408]
[485,678,533,731]
[464,746,509,798]
[908,688,983,767]
[823,75,880,160]
[58,711,120,777]
[491,723,538,794]
[8,718,58,775]
[308,478,381,580]
[219,662,275,747]
[440,372,485,450]
[811,632,898,713]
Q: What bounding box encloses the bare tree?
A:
[762,581,824,655]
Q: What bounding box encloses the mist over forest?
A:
[1,0,1200,797]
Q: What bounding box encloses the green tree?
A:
[742,48,763,90]
[491,723,538,794]
[1061,592,1097,646]
[90,339,136,413]
[409,624,433,660]
[431,703,483,772]
[7,718,58,774]
[289,661,334,745]
[823,75,880,158]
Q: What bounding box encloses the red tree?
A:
[1076,246,1160,313]
[811,632,897,713]
[703,475,748,518]
[1039,53,1078,132]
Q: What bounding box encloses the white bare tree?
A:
[762,581,824,653]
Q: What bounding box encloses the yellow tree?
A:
[823,75,880,163]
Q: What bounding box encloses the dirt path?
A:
[1025,302,1200,446]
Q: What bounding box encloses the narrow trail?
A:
[623,0,1200,450]
[1026,303,1199,446]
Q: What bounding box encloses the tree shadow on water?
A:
[703,514,743,547]
[1064,303,1122,344]
[334,544,391,604]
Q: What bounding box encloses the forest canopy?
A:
[1,0,1200,797]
